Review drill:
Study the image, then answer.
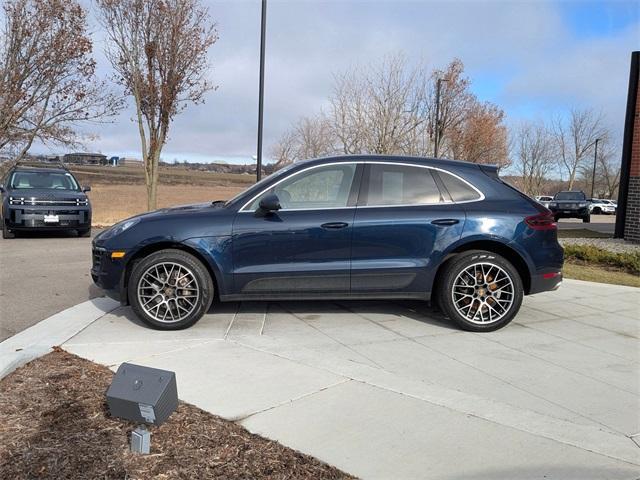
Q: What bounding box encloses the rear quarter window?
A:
[438,171,482,202]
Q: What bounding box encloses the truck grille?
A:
[9,196,88,206]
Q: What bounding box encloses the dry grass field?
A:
[88,184,246,225]
[65,165,253,225]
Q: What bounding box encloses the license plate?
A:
[563,210,571,214]
[44,214,59,223]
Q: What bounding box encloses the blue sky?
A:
[32,0,640,164]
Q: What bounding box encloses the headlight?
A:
[579,203,587,207]
[549,202,557,208]
[101,217,141,239]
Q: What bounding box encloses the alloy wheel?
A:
[451,262,515,324]
[137,262,200,323]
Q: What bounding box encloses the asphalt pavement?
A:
[556,214,616,234]
[0,229,102,341]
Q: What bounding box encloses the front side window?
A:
[10,171,80,191]
[363,164,442,206]
[246,163,357,210]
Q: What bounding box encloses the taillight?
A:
[525,212,557,231]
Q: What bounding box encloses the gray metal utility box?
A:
[106,363,178,426]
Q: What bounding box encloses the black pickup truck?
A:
[548,191,590,223]
[0,161,92,238]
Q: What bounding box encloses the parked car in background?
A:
[92,155,563,333]
[0,161,92,239]
[548,191,590,223]
[535,195,554,208]
[589,198,616,215]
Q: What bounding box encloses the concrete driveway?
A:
[61,279,640,479]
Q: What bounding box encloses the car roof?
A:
[290,154,494,172]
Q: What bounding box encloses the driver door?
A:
[232,162,362,297]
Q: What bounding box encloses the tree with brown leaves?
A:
[97,0,218,210]
[0,0,121,158]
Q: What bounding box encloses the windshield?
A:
[554,191,585,201]
[10,171,80,191]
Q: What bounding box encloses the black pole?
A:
[590,138,599,199]
[256,0,267,181]
[434,79,442,158]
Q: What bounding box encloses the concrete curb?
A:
[0,297,120,379]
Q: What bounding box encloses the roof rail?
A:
[11,157,69,171]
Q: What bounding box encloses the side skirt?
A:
[219,291,431,302]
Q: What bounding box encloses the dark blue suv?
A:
[91,155,563,332]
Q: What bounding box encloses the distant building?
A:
[615,51,640,243]
[63,153,107,165]
[119,157,143,167]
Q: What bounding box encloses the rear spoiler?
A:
[478,164,499,178]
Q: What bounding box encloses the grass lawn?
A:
[0,349,351,480]
[563,263,640,288]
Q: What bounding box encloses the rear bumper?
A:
[529,270,563,294]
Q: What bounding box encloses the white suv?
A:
[589,199,616,215]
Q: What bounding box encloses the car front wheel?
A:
[437,250,524,332]
[128,249,214,330]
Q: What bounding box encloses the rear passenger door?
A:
[350,163,466,296]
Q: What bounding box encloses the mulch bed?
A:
[0,348,352,480]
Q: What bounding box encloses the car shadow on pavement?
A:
[108,297,455,332]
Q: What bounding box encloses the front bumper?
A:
[5,204,91,229]
[91,246,128,303]
[549,207,589,218]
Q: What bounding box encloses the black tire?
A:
[2,220,14,239]
[553,215,560,223]
[436,250,524,332]
[128,249,214,330]
[78,228,91,237]
[592,207,601,215]
[582,214,591,223]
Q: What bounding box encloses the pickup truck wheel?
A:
[582,214,591,223]
[128,249,214,330]
[437,250,523,332]
[2,221,14,239]
[78,228,91,237]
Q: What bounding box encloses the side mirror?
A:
[82,185,91,192]
[258,193,281,212]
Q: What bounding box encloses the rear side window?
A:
[364,164,443,206]
[438,171,481,202]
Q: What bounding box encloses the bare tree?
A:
[449,102,509,167]
[97,0,218,210]
[552,108,605,191]
[0,0,121,158]
[576,137,620,198]
[512,121,555,196]
[276,55,507,166]
[329,54,430,155]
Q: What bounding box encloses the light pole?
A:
[433,78,448,158]
[256,0,267,181]
[590,138,600,199]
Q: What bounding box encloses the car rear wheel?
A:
[437,250,523,332]
[128,249,214,330]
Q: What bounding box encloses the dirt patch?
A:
[0,349,352,480]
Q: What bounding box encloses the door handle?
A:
[321,222,349,229]
[431,218,460,226]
